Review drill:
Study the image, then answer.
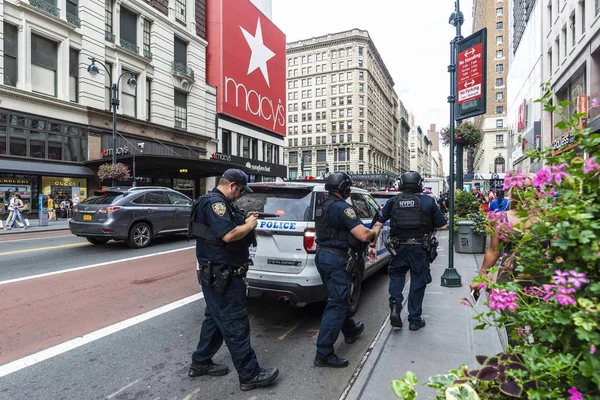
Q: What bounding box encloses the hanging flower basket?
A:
[97,162,131,182]
[441,121,483,150]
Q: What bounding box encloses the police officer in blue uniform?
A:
[313,172,377,368]
[188,169,279,391]
[372,171,447,331]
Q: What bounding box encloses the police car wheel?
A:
[87,237,109,245]
[127,222,152,248]
[347,265,364,317]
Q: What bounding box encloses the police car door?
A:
[349,193,377,271]
[364,193,390,271]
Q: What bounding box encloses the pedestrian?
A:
[313,172,377,368]
[6,194,27,231]
[488,189,509,212]
[371,171,447,331]
[471,186,488,212]
[188,168,278,391]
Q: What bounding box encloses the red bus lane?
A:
[0,248,199,366]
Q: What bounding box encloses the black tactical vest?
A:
[390,192,432,238]
[315,195,351,243]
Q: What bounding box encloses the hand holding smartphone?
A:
[470,289,481,306]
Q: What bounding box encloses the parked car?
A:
[369,189,402,208]
[234,182,391,315]
[69,186,192,248]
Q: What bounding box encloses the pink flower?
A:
[555,286,577,306]
[542,284,556,302]
[489,289,520,312]
[583,157,598,174]
[591,345,597,355]
[591,97,599,109]
[523,286,545,297]
[551,164,569,183]
[503,169,529,190]
[516,326,531,340]
[533,168,552,187]
[567,270,589,288]
[479,282,488,290]
[568,387,583,400]
[552,270,570,286]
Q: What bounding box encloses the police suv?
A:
[235,182,391,315]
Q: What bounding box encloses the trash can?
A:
[38,194,48,226]
[455,220,486,253]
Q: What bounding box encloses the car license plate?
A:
[83,214,92,221]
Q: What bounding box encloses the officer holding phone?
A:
[188,169,279,391]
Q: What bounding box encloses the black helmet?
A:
[325,172,353,199]
[399,171,423,192]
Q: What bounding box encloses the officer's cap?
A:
[222,169,253,193]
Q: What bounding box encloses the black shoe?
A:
[313,354,349,368]
[409,319,426,331]
[188,361,229,377]
[344,321,365,344]
[390,305,402,328]
[239,367,279,391]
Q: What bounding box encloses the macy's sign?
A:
[225,76,285,132]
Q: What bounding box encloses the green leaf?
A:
[554,121,568,130]
[428,373,458,387]
[404,371,418,385]
[473,323,486,330]
[578,230,597,244]
[559,100,572,108]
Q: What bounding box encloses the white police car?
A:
[234,182,391,315]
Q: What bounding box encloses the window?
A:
[69,48,79,102]
[143,19,152,59]
[494,157,506,173]
[548,49,553,73]
[294,138,298,146]
[3,23,18,86]
[496,21,503,30]
[496,119,503,128]
[347,72,352,80]
[496,63,503,72]
[496,35,503,45]
[580,0,586,33]
[120,7,138,53]
[307,138,312,146]
[121,68,137,117]
[175,0,186,23]
[359,147,364,160]
[31,34,57,97]
[347,96,352,104]
[339,134,344,143]
[105,0,113,41]
[347,121,353,130]
[359,96,364,105]
[307,55,312,62]
[496,105,503,114]
[347,108,352,117]
[496,50,504,58]
[359,133,364,142]
[359,121,364,131]
[496,78,504,86]
[289,151,298,163]
[174,90,187,129]
[302,138,306,146]
[496,134,504,142]
[359,71,364,80]
[496,7,503,16]
[347,134,352,142]
[105,62,113,110]
[496,92,504,101]
[331,122,337,132]
[174,36,187,67]
[358,59,363,67]
[358,46,364,56]
[238,135,250,158]
[359,83,364,92]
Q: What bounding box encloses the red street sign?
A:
[457,43,483,105]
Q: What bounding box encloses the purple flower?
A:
[555,286,577,306]
[489,289,520,312]
[568,387,583,400]
[542,284,556,302]
[552,270,570,286]
[503,169,529,190]
[523,286,545,297]
[533,168,552,187]
[551,164,569,183]
[591,345,597,355]
[567,270,589,288]
[583,157,598,174]
[516,326,531,340]
[591,97,599,109]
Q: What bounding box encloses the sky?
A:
[272,0,474,174]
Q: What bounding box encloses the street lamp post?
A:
[441,0,464,288]
[87,57,137,187]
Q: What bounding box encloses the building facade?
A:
[408,117,432,177]
[284,29,401,182]
[0,0,217,213]
[472,0,510,179]
[427,123,444,179]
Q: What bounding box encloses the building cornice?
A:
[0,85,89,115]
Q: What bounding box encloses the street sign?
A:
[456,28,487,120]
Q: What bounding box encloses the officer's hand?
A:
[245,213,258,229]
[368,247,377,263]
[246,211,259,218]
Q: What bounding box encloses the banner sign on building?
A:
[206,0,287,136]
[456,28,487,120]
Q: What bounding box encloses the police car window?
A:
[350,193,371,219]
[364,194,381,215]
[235,189,313,221]
[143,191,170,205]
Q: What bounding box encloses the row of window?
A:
[287,133,367,148]
[287,95,365,112]
[287,59,365,77]
[287,84,365,100]
[547,0,588,74]
[287,71,365,89]
[230,132,280,164]
[286,47,365,66]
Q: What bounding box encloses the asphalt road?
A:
[0,232,392,400]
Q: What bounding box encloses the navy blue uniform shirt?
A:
[379,192,447,239]
[316,198,363,251]
[195,188,249,267]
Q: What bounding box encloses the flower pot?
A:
[454,221,486,253]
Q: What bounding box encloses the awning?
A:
[84,154,248,179]
[0,158,95,177]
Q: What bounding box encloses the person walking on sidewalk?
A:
[488,189,509,212]
[371,171,447,331]
[5,194,27,231]
[313,172,376,368]
[188,169,279,391]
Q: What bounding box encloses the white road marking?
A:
[0,246,195,286]
[106,379,140,399]
[0,234,73,244]
[0,293,204,378]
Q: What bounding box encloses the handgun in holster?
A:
[211,266,232,295]
[345,250,359,274]
[200,262,214,287]
[422,234,439,263]
[384,237,399,257]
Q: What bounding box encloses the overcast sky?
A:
[272,0,474,174]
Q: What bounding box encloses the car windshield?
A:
[80,193,123,205]
[235,189,314,221]
[371,194,397,208]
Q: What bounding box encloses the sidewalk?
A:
[0,218,70,235]
[345,231,505,400]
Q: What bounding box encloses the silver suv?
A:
[69,187,192,248]
[235,182,391,315]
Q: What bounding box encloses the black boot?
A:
[390,304,402,328]
[239,367,279,391]
[409,318,426,331]
[188,361,229,377]
[313,354,349,368]
[344,321,365,344]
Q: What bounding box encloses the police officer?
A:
[313,172,377,368]
[371,171,447,331]
[188,168,279,391]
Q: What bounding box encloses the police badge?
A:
[212,202,227,217]
[343,207,357,219]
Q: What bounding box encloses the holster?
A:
[384,237,400,257]
[211,266,232,295]
[422,235,439,263]
[345,252,358,274]
[200,262,214,287]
